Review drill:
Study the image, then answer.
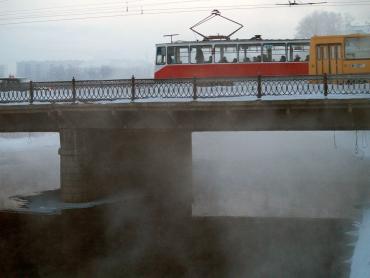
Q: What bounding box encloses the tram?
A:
[155,38,310,79]
[154,11,370,79]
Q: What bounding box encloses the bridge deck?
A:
[1,98,370,132]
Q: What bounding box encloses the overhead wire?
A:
[0,0,218,19]
[0,5,289,25]
[0,0,369,17]
[0,2,280,21]
[1,0,368,16]
[0,0,214,16]
[0,0,369,26]
[2,0,369,13]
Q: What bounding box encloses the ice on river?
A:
[0,133,60,210]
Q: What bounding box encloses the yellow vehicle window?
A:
[345,37,370,59]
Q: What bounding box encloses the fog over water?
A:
[193,131,370,218]
[1,131,369,218]
[0,131,368,276]
[0,133,59,210]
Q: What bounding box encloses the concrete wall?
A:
[59,129,192,215]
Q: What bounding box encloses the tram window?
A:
[190,45,213,64]
[156,46,166,65]
[262,44,286,62]
[215,44,237,63]
[167,46,189,64]
[288,43,309,62]
[345,37,370,59]
[238,44,262,62]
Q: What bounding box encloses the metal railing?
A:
[0,74,369,104]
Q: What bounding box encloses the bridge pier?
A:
[59,129,96,202]
[59,129,192,213]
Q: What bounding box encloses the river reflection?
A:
[0,201,351,277]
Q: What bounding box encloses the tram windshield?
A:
[156,46,166,65]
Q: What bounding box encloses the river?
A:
[0,131,369,277]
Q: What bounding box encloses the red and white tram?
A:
[154,38,310,79]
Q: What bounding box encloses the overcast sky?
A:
[0,0,369,72]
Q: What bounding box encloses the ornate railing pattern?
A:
[0,74,369,104]
[262,75,324,96]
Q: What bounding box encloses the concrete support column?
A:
[59,129,99,202]
[59,129,193,213]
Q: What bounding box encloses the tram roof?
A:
[156,38,310,47]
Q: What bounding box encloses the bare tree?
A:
[295,11,352,38]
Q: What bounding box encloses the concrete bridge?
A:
[1,71,370,212]
[0,98,370,212]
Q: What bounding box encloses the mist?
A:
[0,130,368,276]
[1,131,369,218]
[193,131,370,218]
[1,0,369,75]
[0,133,59,209]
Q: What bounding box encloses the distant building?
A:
[0,65,7,77]
[16,61,82,81]
[16,60,153,81]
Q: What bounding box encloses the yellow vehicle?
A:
[309,33,370,75]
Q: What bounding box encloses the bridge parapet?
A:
[1,74,369,104]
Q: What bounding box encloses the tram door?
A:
[316,44,342,75]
